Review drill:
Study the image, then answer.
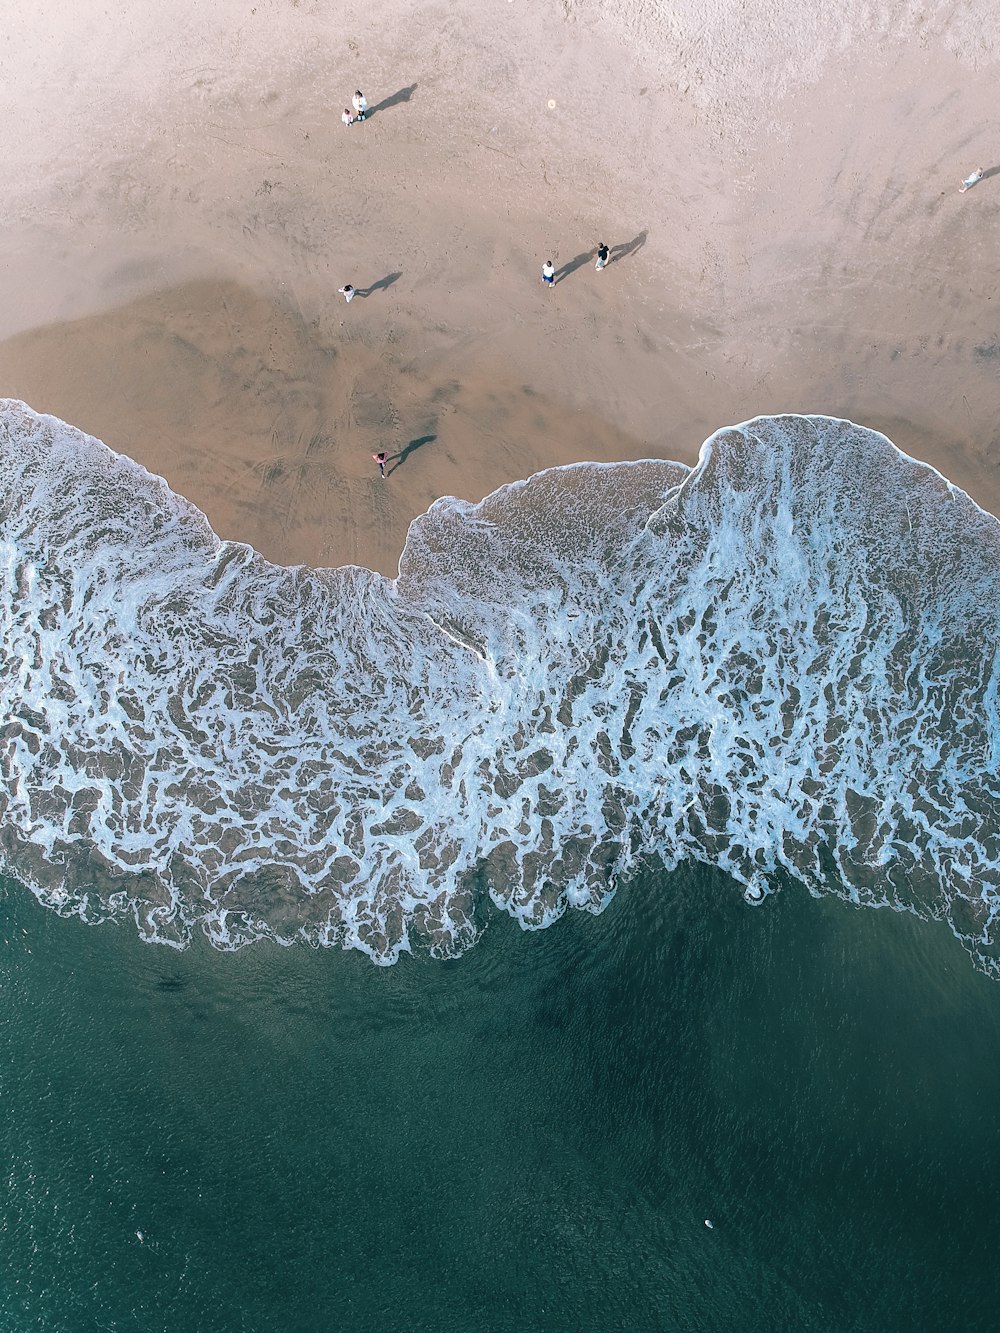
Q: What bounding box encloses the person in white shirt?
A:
[959,167,985,193]
[338,285,356,303]
[352,90,368,122]
[341,107,354,127]
[541,260,555,287]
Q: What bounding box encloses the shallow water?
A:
[2,867,999,1332]
[1,402,998,970]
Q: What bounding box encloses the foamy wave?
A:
[1,401,998,970]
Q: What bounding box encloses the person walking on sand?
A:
[373,451,388,478]
[338,284,356,303]
[960,167,985,193]
[342,106,355,128]
[352,90,368,122]
[541,259,556,288]
[595,242,610,271]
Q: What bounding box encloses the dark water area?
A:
[2,869,999,1332]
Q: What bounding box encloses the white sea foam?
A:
[1,400,998,969]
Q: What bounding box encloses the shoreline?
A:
[2,3,1000,574]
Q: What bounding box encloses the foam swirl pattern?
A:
[1,401,998,969]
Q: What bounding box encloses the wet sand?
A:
[1,1,999,574]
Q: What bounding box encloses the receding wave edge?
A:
[1,399,998,971]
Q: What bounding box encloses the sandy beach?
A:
[2,0,999,575]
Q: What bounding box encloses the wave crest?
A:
[1,401,998,969]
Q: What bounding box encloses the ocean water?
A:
[0,401,998,970]
[3,867,1000,1331]
[2,400,1000,1328]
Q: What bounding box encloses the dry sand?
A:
[1,0,999,574]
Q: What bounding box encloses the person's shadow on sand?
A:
[554,250,595,284]
[610,230,648,264]
[367,85,418,119]
[388,434,435,475]
[553,232,649,283]
[355,272,402,298]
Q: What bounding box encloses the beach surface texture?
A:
[2,0,999,574]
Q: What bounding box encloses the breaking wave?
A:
[1,400,999,969]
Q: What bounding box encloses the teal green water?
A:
[2,868,999,1332]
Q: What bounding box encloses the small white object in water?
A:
[136,1230,144,1242]
[705,1219,714,1229]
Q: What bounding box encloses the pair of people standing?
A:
[341,90,368,126]
[541,242,610,287]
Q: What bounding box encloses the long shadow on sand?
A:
[554,250,595,284]
[388,434,435,476]
[610,230,648,264]
[356,273,402,298]
[367,85,418,119]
